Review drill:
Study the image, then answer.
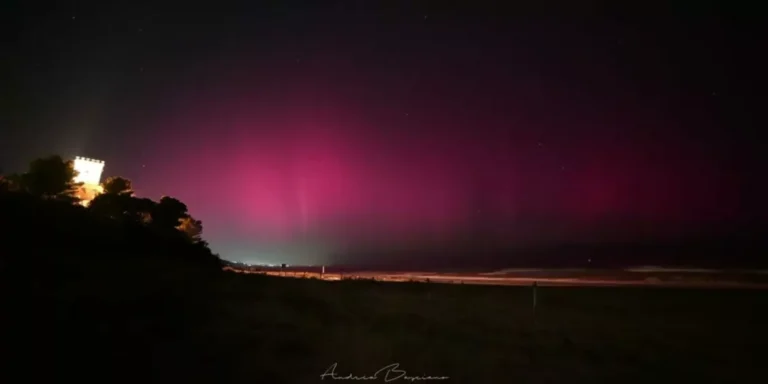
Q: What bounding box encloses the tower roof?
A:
[74,156,105,164]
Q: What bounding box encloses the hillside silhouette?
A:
[0,156,224,382]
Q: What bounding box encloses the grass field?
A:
[198,273,767,383]
[8,268,765,383]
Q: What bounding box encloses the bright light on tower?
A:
[73,156,105,186]
[73,156,105,207]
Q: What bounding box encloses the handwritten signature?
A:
[320,362,449,382]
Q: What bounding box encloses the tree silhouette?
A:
[89,193,156,224]
[7,154,216,256]
[0,173,22,192]
[129,197,156,224]
[101,176,134,196]
[178,216,204,243]
[19,156,81,203]
[89,193,129,220]
[151,196,189,230]
[90,176,144,221]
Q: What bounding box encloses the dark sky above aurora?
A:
[3,1,764,266]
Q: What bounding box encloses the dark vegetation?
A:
[1,155,766,383]
[1,155,221,382]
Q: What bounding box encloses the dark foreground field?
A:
[176,274,767,382]
[4,266,767,384]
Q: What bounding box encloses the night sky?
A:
[3,1,764,267]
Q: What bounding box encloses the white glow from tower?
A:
[72,156,105,207]
[73,156,105,186]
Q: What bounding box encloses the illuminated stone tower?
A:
[73,156,105,206]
